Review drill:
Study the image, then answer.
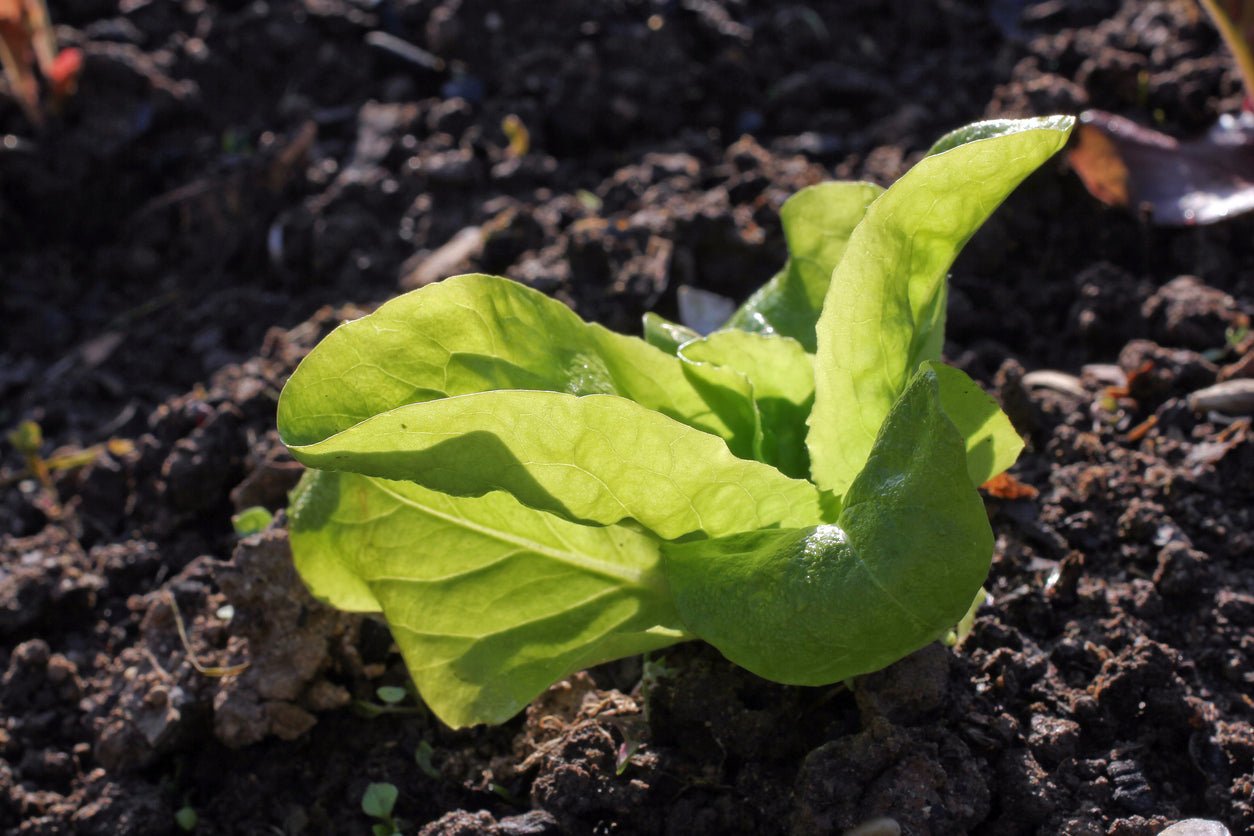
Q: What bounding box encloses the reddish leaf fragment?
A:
[1124,414,1158,443]
[1104,359,1154,401]
[1069,110,1254,225]
[1123,358,1157,394]
[47,45,80,101]
[980,472,1039,500]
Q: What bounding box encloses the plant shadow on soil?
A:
[1,0,1252,833]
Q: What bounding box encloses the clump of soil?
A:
[2,0,1252,833]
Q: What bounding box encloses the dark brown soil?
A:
[3,1,1252,834]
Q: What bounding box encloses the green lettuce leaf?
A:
[285,389,826,540]
[726,181,884,350]
[925,118,1072,156]
[289,469,687,727]
[277,273,758,459]
[662,366,992,684]
[928,361,1024,486]
[641,312,699,356]
[674,354,766,466]
[679,331,814,478]
[806,116,1073,494]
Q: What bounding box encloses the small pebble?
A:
[1187,380,1254,415]
[364,31,444,71]
[843,818,901,836]
[1022,369,1087,398]
[1159,820,1230,836]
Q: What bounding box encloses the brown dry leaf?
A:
[1068,110,1254,225]
[1069,119,1130,207]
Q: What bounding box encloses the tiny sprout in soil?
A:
[231,505,273,536]
[414,740,440,780]
[278,116,1075,728]
[174,804,197,832]
[361,782,401,836]
[376,685,407,705]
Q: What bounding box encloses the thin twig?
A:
[166,591,249,678]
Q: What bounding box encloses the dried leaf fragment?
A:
[1068,110,1254,225]
[981,471,1040,500]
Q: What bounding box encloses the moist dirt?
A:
[2,1,1252,833]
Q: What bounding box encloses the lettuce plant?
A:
[278,116,1074,728]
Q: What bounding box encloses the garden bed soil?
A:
[2,0,1252,833]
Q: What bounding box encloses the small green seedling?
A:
[353,684,424,718]
[174,804,198,832]
[7,419,49,488]
[414,740,440,780]
[231,506,274,536]
[487,782,524,806]
[361,782,401,836]
[1226,321,1251,350]
[376,685,408,705]
[943,587,988,647]
[4,420,134,508]
[279,117,1074,728]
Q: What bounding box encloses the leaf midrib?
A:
[368,478,658,589]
